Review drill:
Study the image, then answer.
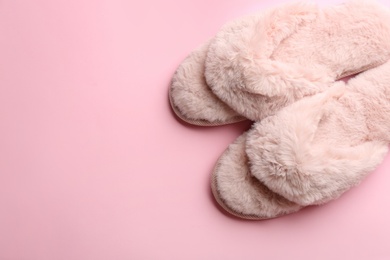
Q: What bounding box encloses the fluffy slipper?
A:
[206,1,390,121]
[169,40,245,126]
[212,61,390,219]
[246,62,390,206]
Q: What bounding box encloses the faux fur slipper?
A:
[169,41,246,126]
[205,1,390,121]
[212,61,390,219]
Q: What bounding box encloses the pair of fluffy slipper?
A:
[169,1,390,219]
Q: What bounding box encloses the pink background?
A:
[1,0,390,259]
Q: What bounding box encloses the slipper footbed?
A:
[212,133,302,219]
[169,41,245,126]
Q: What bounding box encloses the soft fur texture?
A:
[212,133,301,219]
[246,61,390,206]
[169,41,244,126]
[214,61,390,218]
[205,1,390,121]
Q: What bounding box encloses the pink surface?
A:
[1,0,390,259]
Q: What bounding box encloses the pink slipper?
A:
[170,0,390,126]
[212,61,390,219]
